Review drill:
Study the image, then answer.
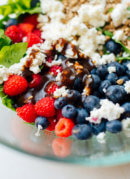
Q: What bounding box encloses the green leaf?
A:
[116,56,130,61]
[0,29,12,50]
[24,122,35,126]
[0,42,27,68]
[0,85,15,111]
[103,30,113,38]
[108,7,114,13]
[116,40,130,54]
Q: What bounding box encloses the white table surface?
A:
[0,144,130,179]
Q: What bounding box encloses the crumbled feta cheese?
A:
[113,30,127,41]
[65,47,78,59]
[108,66,116,73]
[122,118,130,130]
[0,66,9,84]
[54,86,69,98]
[8,63,23,75]
[55,72,62,81]
[111,3,130,27]
[86,99,124,124]
[92,53,116,66]
[96,132,106,143]
[124,80,130,94]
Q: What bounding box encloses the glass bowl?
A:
[0,101,130,167]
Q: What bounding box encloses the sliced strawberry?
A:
[27,32,41,48]
[19,23,34,35]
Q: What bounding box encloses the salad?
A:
[0,0,130,141]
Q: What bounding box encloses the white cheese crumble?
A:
[86,99,124,124]
[122,118,130,130]
[111,3,130,27]
[0,66,9,84]
[96,132,106,143]
[112,30,127,41]
[54,86,69,98]
[108,66,116,73]
[124,80,130,94]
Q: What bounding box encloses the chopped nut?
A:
[116,79,124,85]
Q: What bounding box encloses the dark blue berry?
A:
[122,61,130,71]
[106,85,126,103]
[105,40,122,55]
[92,91,101,98]
[67,90,81,103]
[83,95,100,112]
[91,74,101,89]
[62,104,77,119]
[96,65,108,79]
[56,54,66,61]
[91,121,106,135]
[72,124,92,140]
[126,70,130,78]
[108,62,125,76]
[73,77,83,92]
[106,73,118,84]
[5,18,17,28]
[54,97,67,109]
[76,108,89,124]
[35,117,50,130]
[106,120,122,133]
[31,0,40,8]
[99,80,111,95]
[90,68,97,74]
[122,103,130,118]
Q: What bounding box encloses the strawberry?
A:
[3,75,28,96]
[47,117,57,131]
[33,29,41,38]
[19,23,34,35]
[16,104,37,123]
[27,32,41,47]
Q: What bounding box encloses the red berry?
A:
[16,104,37,123]
[27,32,41,47]
[47,117,57,131]
[19,23,34,35]
[5,25,23,43]
[56,109,63,121]
[23,14,38,27]
[3,75,28,96]
[29,74,43,88]
[49,65,62,76]
[33,29,41,38]
[55,118,75,137]
[46,82,59,95]
[46,56,53,63]
[35,97,56,117]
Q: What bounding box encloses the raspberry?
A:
[56,109,63,121]
[3,75,28,96]
[29,74,43,88]
[27,32,41,47]
[46,82,59,95]
[49,65,62,76]
[23,14,38,27]
[47,117,57,131]
[35,97,56,117]
[33,29,41,38]
[16,104,37,123]
[19,23,34,35]
[55,118,75,137]
[52,138,72,158]
[5,25,23,43]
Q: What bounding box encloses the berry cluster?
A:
[5,14,42,47]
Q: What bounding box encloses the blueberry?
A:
[91,121,106,135]
[56,54,66,61]
[54,97,67,109]
[106,120,122,133]
[5,18,17,28]
[91,74,101,89]
[62,104,77,119]
[35,117,50,130]
[122,61,130,71]
[92,91,101,98]
[83,95,100,112]
[31,0,40,8]
[73,77,83,92]
[108,62,125,76]
[126,70,130,78]
[72,124,92,140]
[105,40,122,55]
[99,80,111,95]
[67,90,81,103]
[106,85,126,103]
[96,65,108,79]
[76,108,89,124]
[122,103,130,118]
[118,76,129,84]
[90,68,97,74]
[106,73,118,84]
